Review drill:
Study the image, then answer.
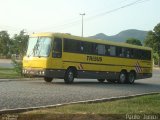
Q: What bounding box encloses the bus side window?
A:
[133,49,138,59]
[126,49,130,58]
[137,50,142,60]
[92,43,98,55]
[53,38,62,58]
[110,46,116,56]
[129,49,134,58]
[80,42,84,53]
[147,51,151,60]
[83,42,92,54]
[116,47,122,57]
[142,50,151,60]
[97,44,106,55]
[105,45,110,56]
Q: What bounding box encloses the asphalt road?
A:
[0,69,160,110]
[0,59,13,68]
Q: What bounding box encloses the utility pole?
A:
[80,13,85,37]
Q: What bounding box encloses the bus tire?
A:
[127,71,135,84]
[44,77,53,82]
[97,79,105,83]
[64,69,75,84]
[118,71,127,84]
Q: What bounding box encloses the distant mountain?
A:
[90,29,148,43]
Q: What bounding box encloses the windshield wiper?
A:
[28,38,41,57]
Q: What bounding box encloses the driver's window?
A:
[52,38,62,58]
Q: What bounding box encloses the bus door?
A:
[51,37,62,69]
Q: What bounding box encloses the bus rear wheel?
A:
[44,77,53,82]
[127,72,135,84]
[64,69,75,84]
[97,79,105,83]
[118,71,127,84]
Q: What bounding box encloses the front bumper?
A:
[22,68,65,78]
[22,68,46,77]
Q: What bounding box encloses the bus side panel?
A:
[62,52,152,80]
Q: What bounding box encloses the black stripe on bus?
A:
[63,60,151,69]
[45,68,151,74]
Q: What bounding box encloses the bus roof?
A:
[31,32,152,51]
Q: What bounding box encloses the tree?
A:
[0,31,11,56]
[126,38,142,46]
[11,30,29,57]
[144,23,160,66]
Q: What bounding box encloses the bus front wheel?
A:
[44,77,53,82]
[64,69,75,84]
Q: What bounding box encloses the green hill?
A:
[90,29,148,43]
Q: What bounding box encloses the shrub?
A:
[12,58,22,75]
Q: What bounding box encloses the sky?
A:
[0,0,159,37]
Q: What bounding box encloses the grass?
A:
[17,94,160,120]
[23,94,160,114]
[0,67,21,79]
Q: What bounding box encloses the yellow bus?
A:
[22,32,152,84]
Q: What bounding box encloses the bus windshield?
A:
[26,37,52,57]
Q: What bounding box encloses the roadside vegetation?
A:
[17,94,160,120]
[0,67,21,79]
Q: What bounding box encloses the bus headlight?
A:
[42,71,45,75]
[23,69,26,73]
[39,70,45,75]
